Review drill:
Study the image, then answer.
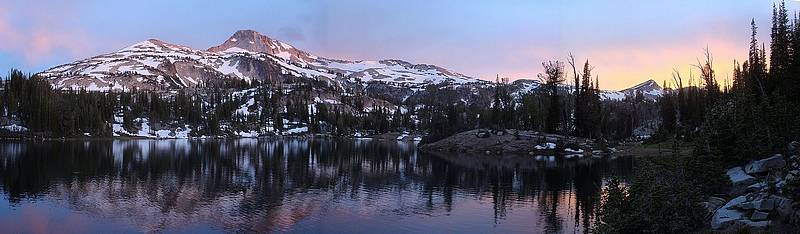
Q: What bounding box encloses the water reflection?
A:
[0,139,632,233]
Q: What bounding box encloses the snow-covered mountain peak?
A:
[208,29,317,63]
[620,79,663,98]
[625,79,659,91]
[119,39,196,54]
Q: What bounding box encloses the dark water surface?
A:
[0,139,632,233]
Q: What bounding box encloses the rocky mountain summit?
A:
[620,79,663,99]
[207,29,317,63]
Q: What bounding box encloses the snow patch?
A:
[1,124,28,132]
[535,142,557,150]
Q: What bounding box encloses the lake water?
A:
[0,139,632,233]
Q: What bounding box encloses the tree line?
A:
[419,58,653,143]
[0,63,655,142]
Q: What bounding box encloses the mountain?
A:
[619,79,663,99]
[207,29,317,63]
[38,30,481,92]
[510,79,663,101]
[594,79,663,101]
[37,29,661,106]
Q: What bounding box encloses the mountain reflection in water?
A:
[0,139,632,233]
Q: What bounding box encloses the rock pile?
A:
[711,143,800,230]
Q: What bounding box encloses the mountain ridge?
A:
[36,29,660,102]
[39,30,482,92]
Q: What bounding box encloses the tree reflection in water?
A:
[0,139,632,233]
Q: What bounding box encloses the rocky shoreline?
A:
[709,142,800,231]
[419,129,610,158]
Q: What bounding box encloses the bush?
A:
[594,157,712,233]
[593,178,634,234]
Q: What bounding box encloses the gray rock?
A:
[738,196,790,212]
[712,196,747,229]
[703,197,727,213]
[745,154,786,174]
[750,210,770,221]
[772,195,793,216]
[476,131,490,138]
[746,182,767,192]
[736,198,773,211]
[733,219,771,229]
[727,167,757,187]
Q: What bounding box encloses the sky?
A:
[0,0,798,90]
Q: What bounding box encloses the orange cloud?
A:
[584,37,743,90]
[488,35,746,90]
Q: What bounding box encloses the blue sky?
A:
[0,0,797,89]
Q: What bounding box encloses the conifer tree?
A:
[770,1,790,94]
[538,60,565,134]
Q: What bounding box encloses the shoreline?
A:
[0,132,424,142]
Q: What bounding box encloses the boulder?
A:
[712,196,747,229]
[772,195,794,216]
[738,198,775,211]
[738,196,793,213]
[745,154,786,174]
[745,182,767,193]
[703,197,727,213]
[777,180,786,189]
[751,211,770,221]
[733,220,771,229]
[727,167,757,187]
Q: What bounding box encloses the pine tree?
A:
[749,19,768,99]
[538,60,565,134]
[788,10,800,101]
[770,1,791,95]
[575,60,594,137]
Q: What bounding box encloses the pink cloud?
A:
[0,2,92,65]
